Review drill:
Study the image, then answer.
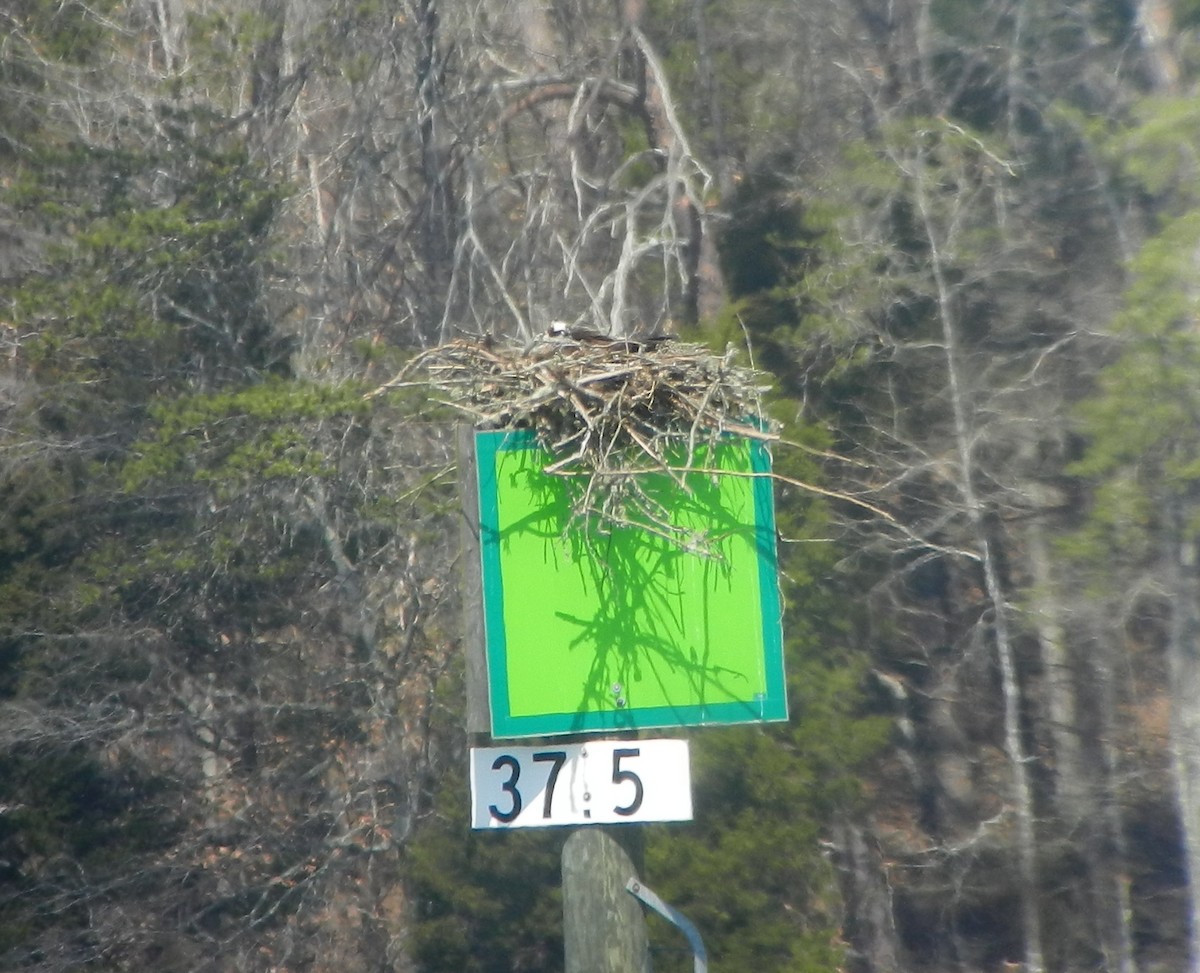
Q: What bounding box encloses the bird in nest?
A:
[545,321,672,352]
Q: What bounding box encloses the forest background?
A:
[3,1,1200,972]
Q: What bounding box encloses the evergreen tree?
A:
[1071,195,1200,973]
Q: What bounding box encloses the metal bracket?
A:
[625,878,708,973]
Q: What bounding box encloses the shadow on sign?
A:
[476,429,786,738]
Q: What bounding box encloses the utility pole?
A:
[562,829,650,973]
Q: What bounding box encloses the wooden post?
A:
[562,829,650,973]
[458,423,491,735]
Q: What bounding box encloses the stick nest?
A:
[373,335,777,543]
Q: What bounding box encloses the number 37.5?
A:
[488,747,643,823]
[469,739,691,829]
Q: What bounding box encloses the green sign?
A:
[475,429,786,738]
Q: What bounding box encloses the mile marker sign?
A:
[472,429,787,739]
[471,738,692,829]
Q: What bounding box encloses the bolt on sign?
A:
[472,428,787,739]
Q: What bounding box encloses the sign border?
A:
[476,428,787,738]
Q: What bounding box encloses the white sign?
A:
[470,739,692,829]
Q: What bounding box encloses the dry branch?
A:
[371,335,771,455]
[367,335,775,544]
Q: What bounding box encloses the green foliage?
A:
[0,73,320,966]
[7,132,288,420]
[1069,210,1200,576]
[1109,96,1200,200]
[407,798,565,973]
[0,100,302,634]
[614,116,658,190]
[0,744,183,959]
[0,458,88,635]
[0,746,179,861]
[9,0,123,63]
[123,380,367,490]
[707,169,877,411]
[645,660,886,972]
[1069,86,1200,568]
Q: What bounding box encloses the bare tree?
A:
[793,4,1150,970]
[154,0,718,362]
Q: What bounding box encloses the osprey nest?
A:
[372,332,777,539]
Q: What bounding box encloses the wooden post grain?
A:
[562,829,650,973]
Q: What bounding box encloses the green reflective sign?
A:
[476,429,786,738]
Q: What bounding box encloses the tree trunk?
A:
[921,299,1047,972]
[912,130,1045,972]
[1133,0,1181,93]
[982,536,1044,973]
[1088,628,1140,973]
[1033,521,1138,972]
[1167,498,1200,973]
[831,817,903,973]
[1027,524,1086,819]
